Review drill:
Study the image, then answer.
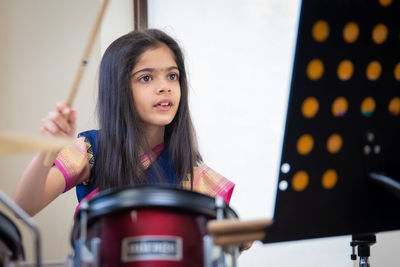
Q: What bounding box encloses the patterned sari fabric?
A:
[54,130,235,209]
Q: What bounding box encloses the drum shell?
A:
[88,207,211,267]
[72,186,238,267]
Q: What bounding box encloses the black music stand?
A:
[263,0,400,266]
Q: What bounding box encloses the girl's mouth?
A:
[155,101,172,111]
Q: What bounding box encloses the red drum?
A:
[0,212,24,266]
[72,186,238,267]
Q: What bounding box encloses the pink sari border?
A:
[54,159,70,193]
[139,142,165,161]
[218,182,235,204]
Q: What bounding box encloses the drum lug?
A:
[225,245,239,267]
[204,235,228,267]
[74,201,101,267]
[203,235,214,267]
[73,238,100,267]
[203,235,239,267]
[90,238,101,267]
[215,197,225,220]
[205,197,239,267]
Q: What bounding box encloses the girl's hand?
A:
[240,241,254,252]
[40,102,76,137]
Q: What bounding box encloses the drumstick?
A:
[207,218,271,235]
[213,231,266,246]
[0,131,73,156]
[66,0,110,106]
[43,0,110,166]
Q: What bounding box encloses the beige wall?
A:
[0,0,132,263]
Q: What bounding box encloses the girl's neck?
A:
[142,125,165,149]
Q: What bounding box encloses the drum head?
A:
[0,212,24,260]
[77,185,238,222]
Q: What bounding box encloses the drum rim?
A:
[78,185,238,221]
[71,185,238,245]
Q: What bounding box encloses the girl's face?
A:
[130,44,181,132]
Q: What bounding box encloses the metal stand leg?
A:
[0,190,42,267]
[350,234,376,267]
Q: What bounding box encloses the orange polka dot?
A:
[302,97,319,118]
[332,97,349,117]
[307,59,324,80]
[312,20,330,42]
[337,60,354,81]
[292,171,309,192]
[372,24,388,44]
[394,63,400,81]
[361,97,376,117]
[366,61,382,81]
[327,134,343,154]
[379,0,392,6]
[297,134,314,155]
[388,97,400,116]
[343,22,359,43]
[322,169,338,189]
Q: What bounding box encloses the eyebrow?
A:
[131,66,179,77]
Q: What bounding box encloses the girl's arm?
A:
[13,102,76,216]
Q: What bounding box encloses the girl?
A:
[13,29,235,217]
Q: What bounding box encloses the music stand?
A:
[263,0,400,266]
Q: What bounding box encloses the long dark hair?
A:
[95,29,200,190]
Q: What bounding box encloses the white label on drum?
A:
[121,235,183,262]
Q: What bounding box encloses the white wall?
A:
[150,0,298,220]
[148,0,400,266]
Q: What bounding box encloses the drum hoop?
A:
[71,185,238,246]
[78,185,238,221]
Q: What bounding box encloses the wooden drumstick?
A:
[66,0,110,106]
[0,131,73,156]
[43,0,110,166]
[207,218,271,235]
[213,231,267,246]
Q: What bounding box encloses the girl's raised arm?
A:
[13,102,76,216]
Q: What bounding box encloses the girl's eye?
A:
[139,75,152,82]
[168,73,179,80]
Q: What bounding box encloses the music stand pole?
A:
[350,233,376,267]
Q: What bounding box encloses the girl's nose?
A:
[157,86,172,94]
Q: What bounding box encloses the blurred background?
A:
[0,0,399,266]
